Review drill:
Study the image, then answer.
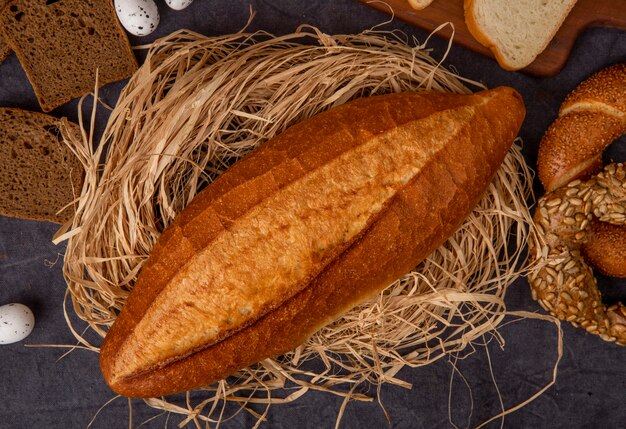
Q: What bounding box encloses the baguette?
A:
[100,87,525,398]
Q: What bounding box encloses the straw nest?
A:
[57,26,535,427]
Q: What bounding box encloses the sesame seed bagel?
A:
[538,63,626,192]
[538,111,623,191]
[537,63,626,279]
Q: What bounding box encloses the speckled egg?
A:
[0,303,35,345]
[114,0,160,37]
[165,0,194,10]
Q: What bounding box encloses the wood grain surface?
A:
[359,0,626,76]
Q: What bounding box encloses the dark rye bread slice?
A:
[0,108,84,223]
[0,0,138,112]
[0,1,11,63]
[0,35,10,63]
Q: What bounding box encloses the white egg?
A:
[115,0,160,37]
[165,0,194,10]
[0,303,35,345]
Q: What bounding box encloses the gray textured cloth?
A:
[0,1,624,428]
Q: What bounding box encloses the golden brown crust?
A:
[464,0,519,71]
[539,63,626,192]
[463,0,511,68]
[583,222,626,278]
[537,111,625,192]
[100,88,525,398]
[561,63,626,115]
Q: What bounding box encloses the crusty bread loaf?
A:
[100,87,525,398]
[464,0,577,70]
[0,108,83,223]
[0,0,137,112]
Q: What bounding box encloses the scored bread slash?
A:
[0,108,84,223]
[0,0,138,112]
[100,87,525,398]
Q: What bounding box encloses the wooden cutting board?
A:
[359,0,626,76]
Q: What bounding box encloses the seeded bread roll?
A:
[0,0,137,112]
[100,88,525,398]
[529,163,626,346]
[0,108,83,223]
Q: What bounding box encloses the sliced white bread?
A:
[464,0,577,70]
[408,0,435,10]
